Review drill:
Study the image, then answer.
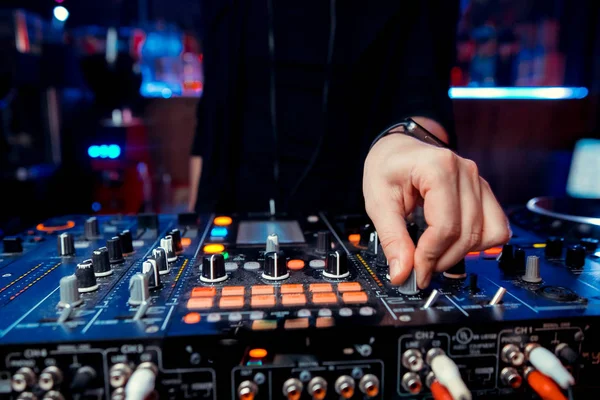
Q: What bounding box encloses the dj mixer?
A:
[1,210,600,399]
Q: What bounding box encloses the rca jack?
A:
[501,344,525,366]
[500,367,522,389]
[238,380,258,400]
[402,349,424,371]
[334,375,355,399]
[401,372,422,394]
[307,376,327,400]
[359,374,380,398]
[282,378,303,400]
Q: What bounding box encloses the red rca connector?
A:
[426,372,454,400]
[524,367,567,400]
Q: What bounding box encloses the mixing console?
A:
[1,210,599,399]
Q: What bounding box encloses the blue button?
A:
[210,227,228,237]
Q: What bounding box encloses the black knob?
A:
[70,367,96,392]
[152,247,170,275]
[316,231,331,254]
[201,254,227,283]
[169,229,183,254]
[57,233,75,256]
[324,250,349,278]
[407,222,420,245]
[119,230,134,254]
[84,217,100,239]
[142,257,161,289]
[3,237,23,253]
[75,259,98,293]
[376,244,388,266]
[545,237,564,259]
[107,236,124,264]
[358,225,373,247]
[137,213,159,231]
[469,273,479,293]
[262,251,288,281]
[514,247,526,271]
[498,244,514,271]
[92,247,112,277]
[580,238,599,253]
[443,258,466,279]
[565,245,586,269]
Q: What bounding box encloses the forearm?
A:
[188,156,203,212]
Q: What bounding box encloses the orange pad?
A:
[338,282,363,292]
[222,286,245,296]
[252,320,277,330]
[187,297,213,310]
[252,285,274,295]
[281,284,304,294]
[342,291,368,304]
[312,292,338,305]
[191,287,217,297]
[309,283,333,292]
[251,295,276,308]
[284,318,309,330]
[183,312,201,324]
[287,259,305,270]
[219,296,245,309]
[281,293,307,306]
[316,317,335,328]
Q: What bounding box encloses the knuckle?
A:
[463,159,479,178]
[434,149,458,172]
[439,223,461,241]
[495,226,511,244]
[467,230,482,249]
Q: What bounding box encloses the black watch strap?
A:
[370,118,449,150]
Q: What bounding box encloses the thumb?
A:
[367,203,415,285]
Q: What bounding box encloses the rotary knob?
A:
[580,238,598,253]
[128,273,150,305]
[514,247,526,271]
[266,233,279,253]
[84,217,100,239]
[316,231,331,254]
[498,244,514,271]
[324,250,349,279]
[398,270,419,295]
[545,237,564,259]
[92,247,112,277]
[119,230,134,255]
[58,275,83,308]
[407,222,421,245]
[142,258,161,289]
[75,259,99,293]
[57,233,75,256]
[443,259,467,279]
[522,255,542,283]
[262,251,289,281]
[160,236,177,263]
[202,254,227,282]
[376,244,388,266]
[565,245,586,269]
[152,247,170,275]
[367,231,379,255]
[107,236,124,264]
[169,229,184,254]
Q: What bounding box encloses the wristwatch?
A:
[370,118,449,150]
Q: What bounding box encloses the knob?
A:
[580,238,598,253]
[443,259,467,279]
[555,343,579,365]
[522,255,542,283]
[201,254,228,282]
[57,233,75,256]
[107,236,124,264]
[266,233,279,253]
[160,236,177,263]
[262,251,289,280]
[565,245,586,269]
[324,250,349,278]
[58,275,83,308]
[142,258,161,289]
[128,273,150,305]
[367,232,379,255]
[3,237,23,253]
[514,248,526,271]
[118,230,134,255]
[168,228,183,254]
[398,270,419,295]
[469,273,479,293]
[84,217,100,239]
[545,237,564,259]
[376,244,388,266]
[152,247,170,275]
[70,366,96,392]
[407,222,420,245]
[91,247,112,277]
[358,226,373,247]
[75,259,99,293]
[423,289,441,309]
[316,231,331,254]
[489,287,507,305]
[498,244,514,271]
[137,213,159,231]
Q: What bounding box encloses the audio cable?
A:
[426,349,471,400]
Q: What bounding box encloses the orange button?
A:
[219,296,245,309]
[214,216,233,226]
[348,234,360,244]
[467,251,480,256]
[309,283,333,293]
[251,295,276,308]
[287,259,305,270]
[342,291,368,304]
[316,317,335,328]
[338,282,363,292]
[252,285,274,295]
[252,320,277,330]
[191,287,217,297]
[183,312,201,324]
[181,237,192,247]
[187,297,214,310]
[312,292,338,305]
[282,293,307,306]
[203,243,225,254]
[281,284,304,294]
[484,247,502,255]
[249,348,268,359]
[222,286,245,296]
[284,318,309,330]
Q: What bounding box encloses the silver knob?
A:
[266,233,279,253]
[128,273,150,305]
[398,270,419,295]
[152,247,170,275]
[423,289,441,309]
[489,287,507,305]
[160,236,177,263]
[58,275,83,308]
[57,233,75,256]
[522,256,542,283]
[142,258,161,289]
[368,231,379,255]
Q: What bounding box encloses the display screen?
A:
[567,139,600,199]
[236,221,305,245]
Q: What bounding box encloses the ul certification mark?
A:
[456,327,474,345]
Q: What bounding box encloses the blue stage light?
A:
[448,87,589,100]
[210,227,228,238]
[53,6,69,22]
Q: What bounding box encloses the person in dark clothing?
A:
[190,0,509,288]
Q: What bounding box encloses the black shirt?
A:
[192,0,458,214]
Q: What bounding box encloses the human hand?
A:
[363,133,510,289]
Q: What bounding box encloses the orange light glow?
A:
[183,312,201,324]
[249,348,267,359]
[203,244,225,254]
[36,220,75,232]
[348,234,360,244]
[467,251,480,256]
[214,216,232,226]
[484,247,502,255]
[181,237,192,247]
